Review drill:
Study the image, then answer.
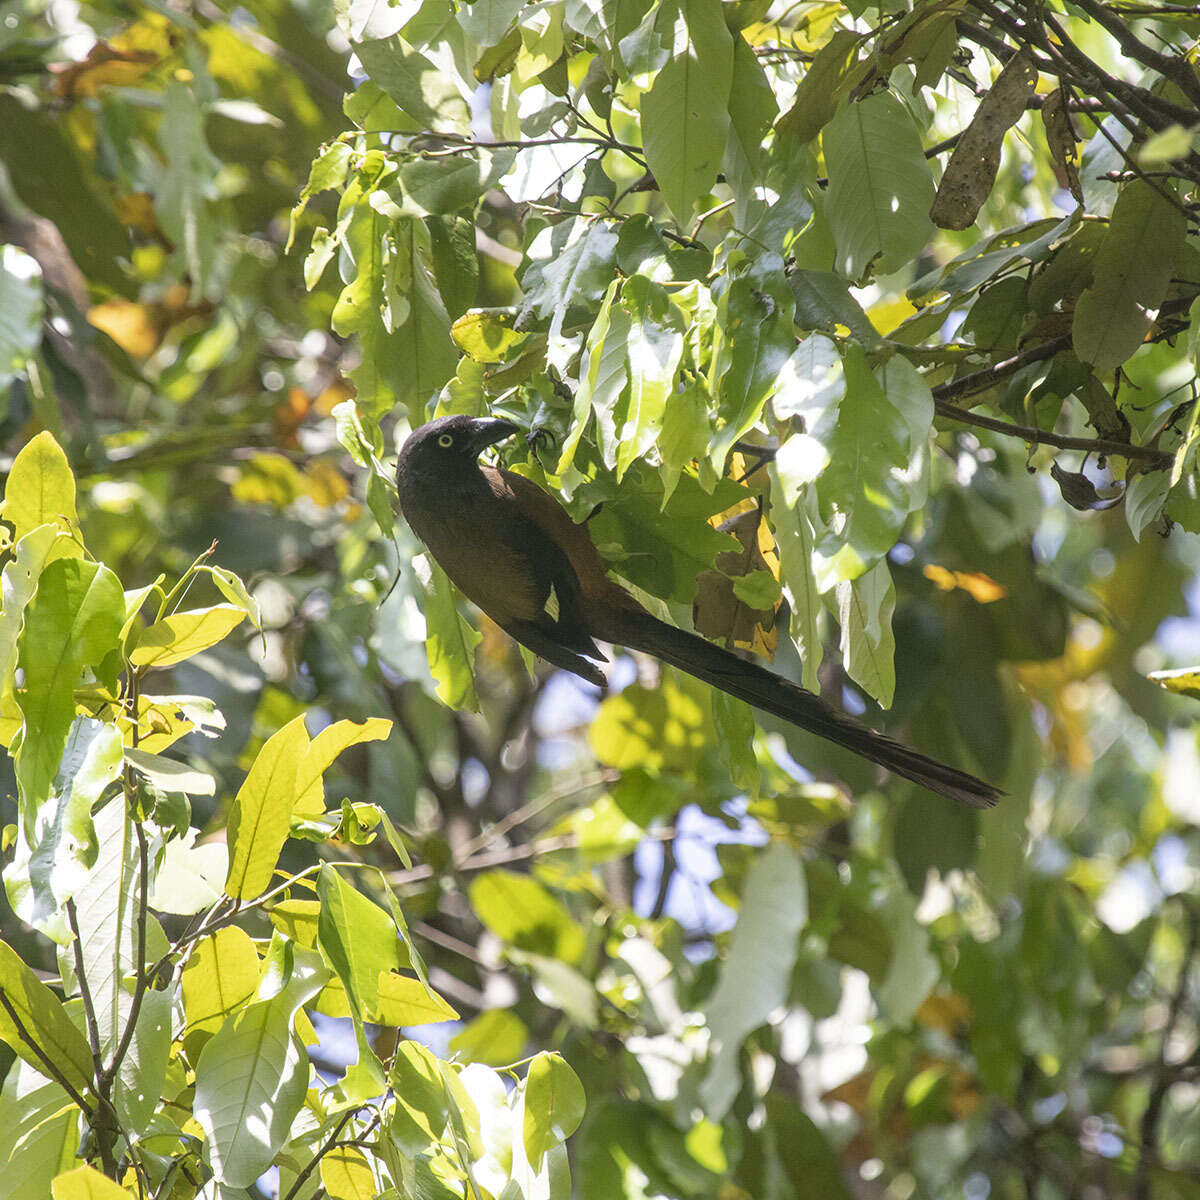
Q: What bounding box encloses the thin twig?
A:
[67,899,104,1080]
[455,770,618,860]
[932,400,1174,467]
[279,1110,357,1200]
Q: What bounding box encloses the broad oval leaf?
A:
[1,431,77,546]
[129,604,247,668]
[823,93,934,280]
[522,1052,586,1166]
[1072,179,1187,370]
[0,938,94,1097]
[224,714,310,900]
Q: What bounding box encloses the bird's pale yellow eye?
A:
[437,433,453,448]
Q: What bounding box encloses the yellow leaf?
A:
[320,1146,376,1200]
[268,898,321,946]
[224,714,310,900]
[181,927,261,1035]
[294,718,391,816]
[374,973,458,1026]
[1,432,79,546]
[87,299,160,356]
[51,1165,134,1199]
[922,564,1007,603]
[1147,666,1200,701]
[130,604,246,667]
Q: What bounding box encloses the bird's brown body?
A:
[396,415,1003,808]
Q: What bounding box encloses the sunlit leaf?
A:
[130,604,247,668]
[224,714,310,900]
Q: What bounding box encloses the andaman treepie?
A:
[395,414,1003,808]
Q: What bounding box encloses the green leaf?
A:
[701,843,807,1119]
[523,1052,586,1166]
[894,791,979,893]
[449,1008,529,1066]
[836,559,896,707]
[0,526,74,731]
[707,264,796,470]
[66,797,135,1047]
[762,1094,853,1200]
[776,28,862,143]
[659,376,713,503]
[711,690,757,793]
[768,467,822,692]
[355,37,471,134]
[124,746,215,796]
[192,949,326,1188]
[3,717,123,942]
[157,80,220,294]
[129,604,247,668]
[423,559,481,711]
[384,216,461,419]
[0,938,94,1096]
[558,279,629,474]
[616,275,684,478]
[586,463,742,604]
[469,870,585,962]
[722,33,777,224]
[823,94,934,280]
[877,883,939,1025]
[731,570,782,610]
[201,565,263,631]
[589,677,713,774]
[0,1062,79,1200]
[14,558,124,810]
[787,270,883,349]
[389,1039,450,1154]
[319,1147,376,1200]
[1126,470,1170,542]
[146,829,227,916]
[316,863,407,1020]
[1,432,77,545]
[0,246,43,388]
[288,140,353,249]
[427,215,480,319]
[773,332,845,422]
[811,346,912,585]
[111,986,171,1134]
[225,714,311,900]
[1073,179,1187,370]
[0,94,130,295]
[521,218,620,341]
[640,0,734,224]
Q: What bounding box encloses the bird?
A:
[395,414,1003,808]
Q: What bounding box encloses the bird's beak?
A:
[469,417,519,451]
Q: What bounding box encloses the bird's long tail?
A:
[604,608,1002,808]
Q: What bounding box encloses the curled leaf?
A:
[931,47,1038,230]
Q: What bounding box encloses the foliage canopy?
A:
[0,0,1198,1198]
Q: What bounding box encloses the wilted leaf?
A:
[931,48,1038,230]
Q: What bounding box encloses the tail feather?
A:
[605,608,1002,808]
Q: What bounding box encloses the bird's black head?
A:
[396,414,519,486]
